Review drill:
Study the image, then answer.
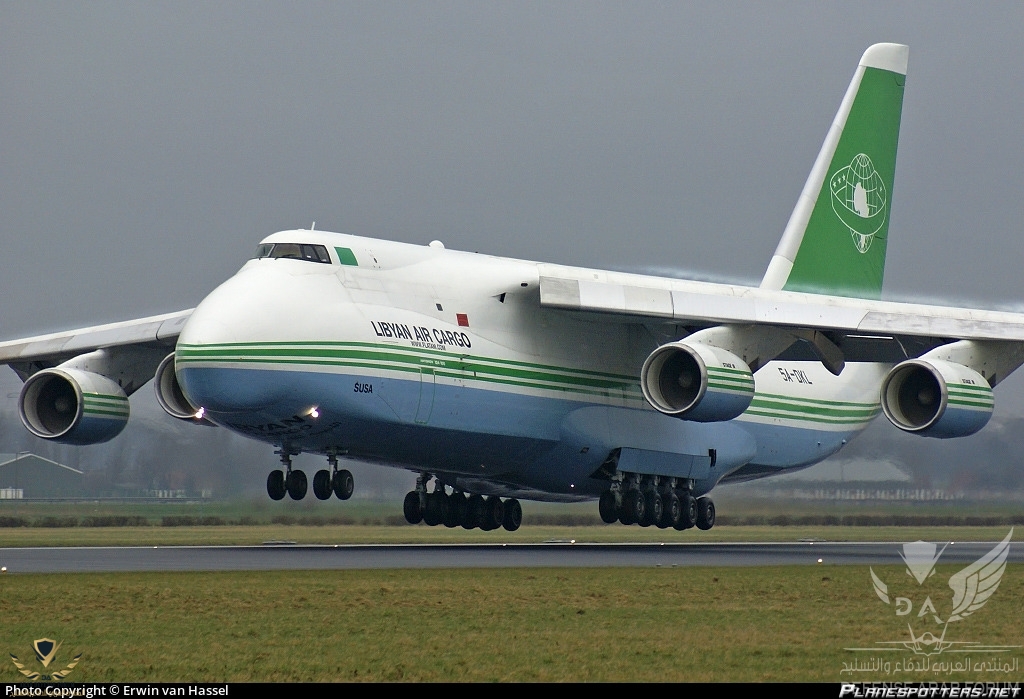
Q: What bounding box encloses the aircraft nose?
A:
[179,265,286,346]
[174,265,296,412]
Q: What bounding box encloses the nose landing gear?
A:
[267,470,286,501]
[267,451,353,502]
[267,451,307,500]
[286,468,307,500]
[328,454,354,500]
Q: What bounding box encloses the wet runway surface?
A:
[1,540,1020,573]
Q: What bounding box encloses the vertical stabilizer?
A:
[760,43,908,299]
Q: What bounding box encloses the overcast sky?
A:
[5,3,1024,439]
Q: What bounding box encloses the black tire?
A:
[312,469,332,500]
[332,469,354,500]
[443,493,463,528]
[481,496,504,531]
[643,490,662,527]
[503,498,522,531]
[423,491,444,526]
[696,497,716,531]
[403,491,422,524]
[267,470,286,501]
[287,469,307,500]
[661,493,680,529]
[598,491,619,524]
[675,492,697,530]
[620,489,644,526]
[464,494,484,529]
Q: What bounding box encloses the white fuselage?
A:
[175,230,886,501]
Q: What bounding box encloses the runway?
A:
[0,540,1020,573]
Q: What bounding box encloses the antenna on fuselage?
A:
[310,221,316,230]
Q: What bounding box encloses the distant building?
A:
[0,453,84,499]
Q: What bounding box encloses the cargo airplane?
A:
[3,44,1021,532]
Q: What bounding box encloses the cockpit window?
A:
[254,243,332,264]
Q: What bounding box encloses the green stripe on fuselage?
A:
[177,341,644,399]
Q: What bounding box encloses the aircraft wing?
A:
[0,310,192,377]
[538,264,1024,343]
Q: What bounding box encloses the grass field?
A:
[2,500,1021,682]
[1,497,1021,547]
[2,565,1022,682]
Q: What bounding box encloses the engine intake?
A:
[19,369,129,444]
[880,359,993,438]
[154,352,206,421]
[640,342,755,422]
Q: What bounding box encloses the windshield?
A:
[254,243,332,264]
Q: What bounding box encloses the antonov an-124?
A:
[3,44,1019,531]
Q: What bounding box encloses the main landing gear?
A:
[598,474,715,531]
[267,452,354,502]
[403,474,522,531]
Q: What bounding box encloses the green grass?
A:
[1,496,1021,547]
[2,565,1022,682]
[2,501,1020,682]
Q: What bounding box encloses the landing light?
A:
[194,407,205,420]
[309,407,320,419]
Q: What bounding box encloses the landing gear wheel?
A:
[332,469,354,500]
[642,490,662,527]
[287,469,307,500]
[696,497,716,531]
[423,491,445,526]
[675,493,697,530]
[480,496,505,531]
[503,498,522,531]
[312,470,332,500]
[451,493,470,527]
[464,494,484,530]
[661,493,680,529]
[598,490,619,524]
[620,489,644,526]
[403,491,423,524]
[267,470,286,501]
[443,493,463,528]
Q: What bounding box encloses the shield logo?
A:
[33,639,60,668]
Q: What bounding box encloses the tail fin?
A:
[761,43,908,299]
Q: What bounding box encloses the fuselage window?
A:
[254,243,332,264]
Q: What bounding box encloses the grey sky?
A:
[4,3,1024,462]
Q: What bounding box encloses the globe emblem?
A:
[829,153,887,253]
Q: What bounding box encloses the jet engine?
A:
[880,359,994,438]
[154,352,207,421]
[640,341,755,422]
[19,368,129,444]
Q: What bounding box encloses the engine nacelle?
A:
[640,342,755,422]
[19,368,129,444]
[154,352,206,421]
[880,359,994,438]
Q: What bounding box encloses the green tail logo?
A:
[830,152,888,254]
[761,44,907,300]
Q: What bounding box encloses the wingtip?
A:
[860,43,909,75]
